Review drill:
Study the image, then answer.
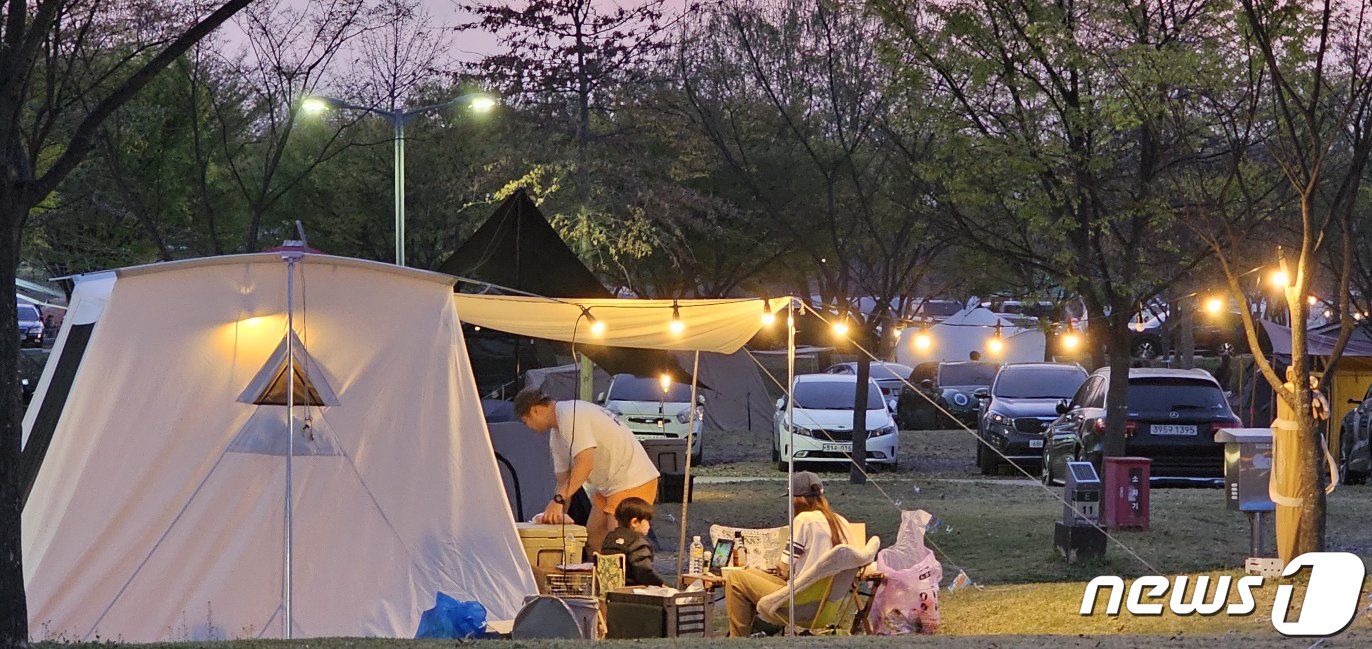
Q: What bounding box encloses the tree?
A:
[0,3,259,643]
[1193,0,1372,558]
[873,0,1224,461]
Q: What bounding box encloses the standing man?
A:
[515,386,660,552]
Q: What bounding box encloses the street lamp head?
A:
[466,94,497,113]
[301,97,331,114]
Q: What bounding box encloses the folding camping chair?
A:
[755,537,881,635]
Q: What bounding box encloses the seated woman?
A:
[724,471,850,637]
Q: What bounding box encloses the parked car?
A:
[933,361,999,427]
[896,361,942,429]
[17,303,44,348]
[823,361,913,415]
[975,363,1088,475]
[599,373,705,464]
[1041,368,1240,485]
[1129,309,1248,359]
[773,374,899,471]
[1339,384,1372,485]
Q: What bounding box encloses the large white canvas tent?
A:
[21,254,536,642]
[894,307,1045,366]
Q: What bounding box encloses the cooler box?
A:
[1103,457,1150,530]
[640,438,688,474]
[516,523,588,570]
[606,588,712,638]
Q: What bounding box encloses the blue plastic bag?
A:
[415,592,487,639]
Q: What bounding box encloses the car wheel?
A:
[1340,433,1367,486]
[776,458,789,472]
[1217,341,1238,357]
[771,445,779,462]
[978,441,997,476]
[1041,452,1054,485]
[691,450,703,467]
[1132,337,1160,360]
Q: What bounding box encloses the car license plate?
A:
[1152,424,1197,436]
[822,443,851,452]
[1029,439,1044,448]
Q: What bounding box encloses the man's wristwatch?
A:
[552,494,566,505]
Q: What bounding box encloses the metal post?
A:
[283,255,298,639]
[393,117,406,267]
[786,299,796,634]
[1250,511,1263,557]
[676,351,701,581]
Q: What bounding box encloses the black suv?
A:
[1042,368,1240,484]
[1339,382,1372,484]
[975,363,1088,474]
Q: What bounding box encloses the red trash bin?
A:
[1103,457,1150,530]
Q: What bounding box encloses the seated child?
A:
[599,497,666,586]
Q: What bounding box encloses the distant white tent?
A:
[22,254,536,642]
[894,307,1045,366]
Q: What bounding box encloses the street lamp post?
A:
[302,93,496,267]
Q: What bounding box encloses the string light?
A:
[669,301,685,335]
[1270,269,1291,288]
[832,313,850,337]
[1061,331,1081,350]
[659,373,672,393]
[1307,295,1319,306]
[914,319,932,351]
[582,307,605,336]
[761,299,776,326]
[987,322,1005,354]
[1204,297,1223,314]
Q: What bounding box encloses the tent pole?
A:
[283,254,299,640]
[786,298,796,635]
[676,351,702,581]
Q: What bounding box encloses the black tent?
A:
[438,188,690,394]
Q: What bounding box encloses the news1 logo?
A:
[1080,552,1366,637]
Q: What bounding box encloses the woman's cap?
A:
[788,471,824,497]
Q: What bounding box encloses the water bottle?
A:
[688,536,704,574]
[733,530,748,568]
[564,532,578,566]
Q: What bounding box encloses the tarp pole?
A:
[578,352,594,401]
[283,254,299,639]
[786,298,796,634]
[676,351,701,581]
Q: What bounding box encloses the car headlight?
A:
[870,424,897,437]
[26,326,41,335]
[789,425,816,438]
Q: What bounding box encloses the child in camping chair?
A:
[599,497,666,586]
[724,471,851,637]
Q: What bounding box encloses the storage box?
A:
[1103,457,1151,530]
[516,523,588,570]
[606,588,712,638]
[658,473,694,503]
[640,439,688,474]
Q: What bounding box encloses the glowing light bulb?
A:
[1061,332,1080,350]
[762,300,776,326]
[914,332,932,350]
[669,302,685,335]
[1270,270,1290,288]
[833,321,850,337]
[1204,297,1223,314]
[987,336,1005,354]
[1308,295,1319,306]
[659,373,672,393]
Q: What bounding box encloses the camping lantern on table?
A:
[1054,461,1106,562]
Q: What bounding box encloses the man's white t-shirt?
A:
[787,510,851,577]
[548,400,660,497]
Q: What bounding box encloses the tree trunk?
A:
[0,202,29,647]
[1101,313,1132,459]
[1177,299,1195,369]
[850,351,870,485]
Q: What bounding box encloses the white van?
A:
[772,374,899,471]
[600,374,705,463]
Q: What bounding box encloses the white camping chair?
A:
[756,536,880,634]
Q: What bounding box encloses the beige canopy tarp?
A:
[451,295,790,354]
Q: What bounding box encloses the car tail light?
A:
[1211,419,1242,435]
[1093,418,1105,433]
[1125,420,1137,436]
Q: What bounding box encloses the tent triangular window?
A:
[237,331,339,407]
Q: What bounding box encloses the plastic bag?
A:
[868,510,942,635]
[415,591,487,639]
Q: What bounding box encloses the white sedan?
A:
[772,374,899,471]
